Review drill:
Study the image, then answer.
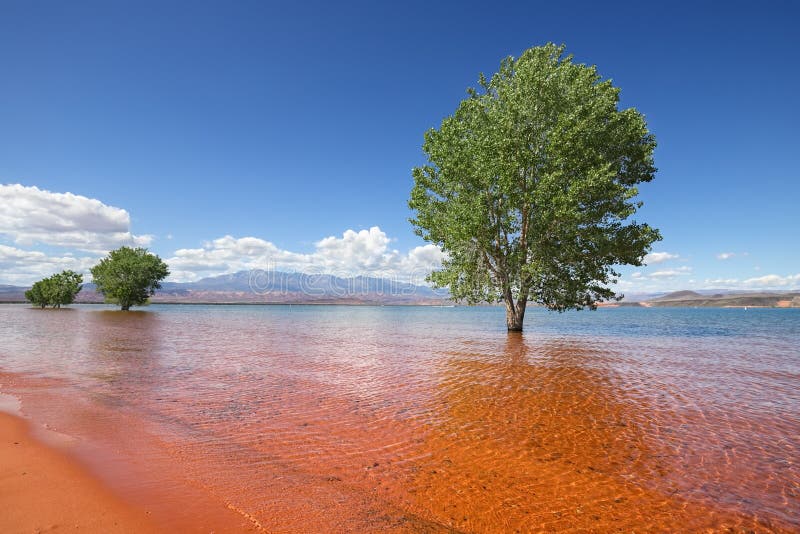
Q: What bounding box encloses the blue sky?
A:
[1,0,798,292]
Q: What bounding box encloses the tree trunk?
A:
[121,303,130,311]
[505,298,527,332]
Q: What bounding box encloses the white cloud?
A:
[647,266,693,279]
[166,226,446,283]
[0,244,98,285]
[704,278,740,287]
[716,252,735,260]
[741,273,800,288]
[644,251,679,264]
[620,260,800,293]
[702,274,800,290]
[0,184,152,252]
[315,227,393,270]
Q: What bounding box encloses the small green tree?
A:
[90,247,170,311]
[25,279,50,308]
[25,270,83,308]
[50,270,83,307]
[410,44,661,331]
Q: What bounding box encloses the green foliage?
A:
[24,281,49,308]
[90,247,170,310]
[25,270,83,308]
[409,43,661,330]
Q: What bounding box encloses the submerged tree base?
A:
[505,301,526,332]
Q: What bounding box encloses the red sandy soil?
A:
[0,412,160,533]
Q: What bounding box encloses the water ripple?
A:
[0,304,798,532]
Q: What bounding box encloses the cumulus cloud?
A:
[0,244,99,285]
[166,226,446,283]
[741,273,800,288]
[644,251,679,264]
[646,266,693,279]
[702,274,800,290]
[0,184,152,252]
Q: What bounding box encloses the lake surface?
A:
[1,304,798,532]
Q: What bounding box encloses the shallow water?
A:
[0,304,798,531]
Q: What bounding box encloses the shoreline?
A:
[0,411,159,533]
[1,300,799,309]
[0,385,261,533]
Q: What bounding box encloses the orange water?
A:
[0,304,797,532]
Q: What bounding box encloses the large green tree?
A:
[25,270,83,308]
[410,44,661,331]
[90,247,170,311]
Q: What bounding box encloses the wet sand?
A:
[0,412,157,533]
[1,377,791,533]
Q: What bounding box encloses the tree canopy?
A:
[90,247,170,310]
[25,270,83,308]
[409,43,661,331]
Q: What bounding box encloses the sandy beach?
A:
[0,412,158,533]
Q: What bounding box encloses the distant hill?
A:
[614,291,667,302]
[650,290,704,301]
[3,275,799,307]
[0,271,451,305]
[643,291,800,308]
[597,289,800,308]
[0,284,28,302]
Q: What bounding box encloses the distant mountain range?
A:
[605,290,800,308]
[0,271,451,305]
[642,290,800,308]
[1,274,798,307]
